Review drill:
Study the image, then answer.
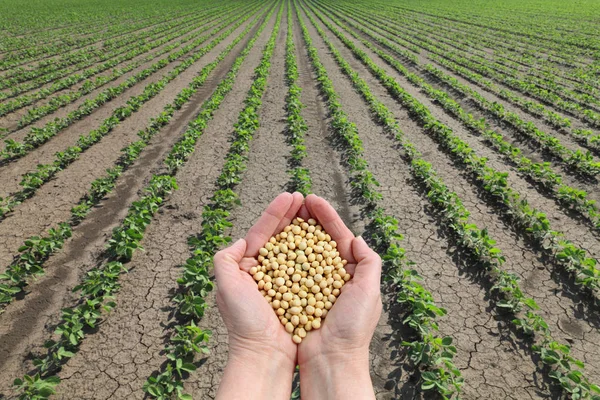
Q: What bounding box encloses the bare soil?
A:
[0,1,598,399]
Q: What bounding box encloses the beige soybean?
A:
[249,217,351,343]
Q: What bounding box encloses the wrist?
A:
[217,345,295,400]
[299,349,374,400]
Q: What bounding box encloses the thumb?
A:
[350,236,382,289]
[214,238,247,285]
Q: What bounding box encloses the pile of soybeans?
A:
[249,217,351,344]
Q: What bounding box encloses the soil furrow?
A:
[306,2,600,386]
[0,8,233,130]
[299,4,559,398]
[182,10,290,396]
[0,8,274,398]
[313,3,600,285]
[0,11,246,174]
[0,14,259,269]
[50,12,278,400]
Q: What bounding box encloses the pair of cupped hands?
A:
[214,193,382,400]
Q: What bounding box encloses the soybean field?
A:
[1,0,600,398]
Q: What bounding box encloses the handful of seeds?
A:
[250,217,351,344]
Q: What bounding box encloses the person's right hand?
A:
[296,194,381,400]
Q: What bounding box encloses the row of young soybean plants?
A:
[426,23,600,101]
[313,5,600,238]
[0,16,109,54]
[0,1,197,55]
[325,2,600,147]
[347,3,600,130]
[0,4,263,220]
[295,1,464,397]
[0,3,257,164]
[403,6,600,86]
[366,8,600,103]
[338,0,600,126]
[0,3,268,311]
[0,3,235,121]
[321,3,600,180]
[0,13,237,133]
[0,5,223,99]
[366,12,600,151]
[0,3,209,72]
[8,4,278,398]
[310,0,600,310]
[282,4,311,195]
[299,3,600,398]
[144,4,283,398]
[390,2,599,63]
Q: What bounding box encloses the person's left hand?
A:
[214,192,304,371]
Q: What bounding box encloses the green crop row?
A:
[8,6,274,399]
[283,5,312,196]
[296,2,463,397]
[0,6,253,164]
[0,9,259,223]
[316,0,600,296]
[343,4,600,128]
[0,5,266,311]
[303,2,600,398]
[0,6,224,95]
[314,5,600,235]
[0,4,240,121]
[0,4,211,72]
[310,1,600,299]
[144,4,282,398]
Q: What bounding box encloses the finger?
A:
[274,191,304,233]
[305,194,356,263]
[297,204,311,221]
[244,192,298,256]
[350,236,381,288]
[239,256,259,273]
[214,238,247,285]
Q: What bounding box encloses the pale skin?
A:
[214,192,382,400]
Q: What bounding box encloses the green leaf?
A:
[181,363,196,372]
[38,387,56,397]
[441,336,453,346]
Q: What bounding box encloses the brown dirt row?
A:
[329,7,600,206]
[52,10,279,399]
[333,6,600,143]
[290,10,414,399]
[0,9,192,59]
[415,34,600,133]
[385,6,597,67]
[0,5,213,77]
[0,9,236,131]
[390,12,590,94]
[0,12,260,272]
[297,5,544,399]
[0,14,228,132]
[310,1,600,381]
[312,5,600,281]
[0,9,256,202]
[186,11,293,397]
[0,7,247,139]
[0,7,273,398]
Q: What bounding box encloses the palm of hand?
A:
[298,258,382,364]
[218,254,298,364]
[215,193,381,369]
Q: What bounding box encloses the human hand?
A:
[214,192,304,400]
[296,194,381,400]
